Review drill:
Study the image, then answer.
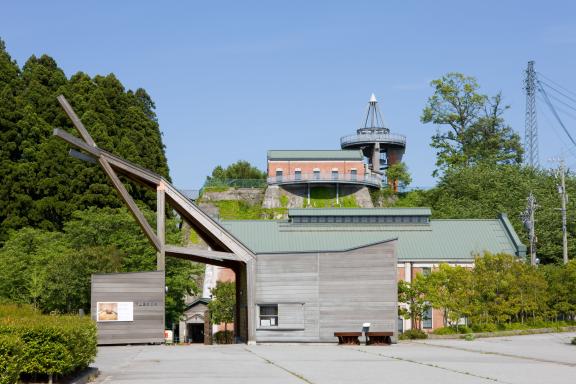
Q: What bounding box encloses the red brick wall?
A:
[268,160,365,177]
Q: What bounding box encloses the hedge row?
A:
[0,304,97,383]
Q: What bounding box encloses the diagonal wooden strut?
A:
[53,96,253,263]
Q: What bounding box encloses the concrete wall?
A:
[91,271,165,345]
[254,241,397,342]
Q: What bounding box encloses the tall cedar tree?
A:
[0,39,169,242]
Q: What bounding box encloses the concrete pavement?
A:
[93,332,576,384]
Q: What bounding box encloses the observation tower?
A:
[340,94,406,176]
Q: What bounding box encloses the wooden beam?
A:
[164,245,241,262]
[53,128,101,157]
[99,158,162,251]
[57,95,97,147]
[156,182,166,271]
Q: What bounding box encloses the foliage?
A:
[0,334,23,384]
[208,282,236,342]
[432,326,472,335]
[399,329,428,340]
[0,208,203,325]
[279,194,289,208]
[393,162,574,264]
[463,333,476,341]
[212,200,286,220]
[421,72,522,176]
[386,162,412,190]
[410,254,576,332]
[0,39,170,244]
[306,187,359,208]
[419,264,473,327]
[572,337,576,346]
[213,330,234,345]
[398,279,430,330]
[207,160,266,182]
[0,304,96,381]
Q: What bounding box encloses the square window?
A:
[259,305,278,327]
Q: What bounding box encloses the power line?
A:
[537,72,576,98]
[538,79,576,105]
[537,79,576,147]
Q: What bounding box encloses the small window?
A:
[313,169,320,180]
[295,170,302,181]
[276,170,283,182]
[259,305,278,327]
[332,170,339,180]
[351,169,357,181]
[423,306,432,329]
[422,267,431,276]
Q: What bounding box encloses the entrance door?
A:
[187,323,204,343]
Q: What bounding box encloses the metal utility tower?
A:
[524,61,539,168]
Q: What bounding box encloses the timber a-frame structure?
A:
[53,95,256,343]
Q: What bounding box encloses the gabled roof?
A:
[184,297,211,311]
[220,214,526,260]
[267,150,363,161]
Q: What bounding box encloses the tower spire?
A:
[361,93,388,133]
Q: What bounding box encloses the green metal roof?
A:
[267,150,363,161]
[221,217,526,260]
[288,208,431,217]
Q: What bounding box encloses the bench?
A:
[366,332,393,345]
[334,332,362,345]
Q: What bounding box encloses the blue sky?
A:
[3,1,576,189]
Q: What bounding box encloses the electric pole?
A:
[558,159,569,264]
[521,192,538,266]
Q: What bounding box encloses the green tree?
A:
[385,162,412,190]
[0,41,170,243]
[420,264,473,328]
[207,160,266,181]
[208,281,236,342]
[398,278,430,330]
[421,73,522,176]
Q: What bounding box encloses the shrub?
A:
[463,333,476,341]
[399,329,428,340]
[0,304,97,381]
[470,323,498,333]
[571,337,576,346]
[213,330,234,344]
[0,334,23,384]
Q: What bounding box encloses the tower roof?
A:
[360,93,389,134]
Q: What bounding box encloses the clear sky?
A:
[3,1,576,189]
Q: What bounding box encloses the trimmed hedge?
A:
[0,304,97,382]
[0,334,23,384]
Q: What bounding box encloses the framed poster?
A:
[97,302,134,322]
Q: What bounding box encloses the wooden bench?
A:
[366,331,393,345]
[334,332,362,345]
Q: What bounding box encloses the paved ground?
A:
[93,332,576,384]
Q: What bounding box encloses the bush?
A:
[399,329,428,340]
[463,333,476,341]
[432,326,472,335]
[0,334,23,384]
[471,323,498,333]
[0,304,97,381]
[213,330,234,344]
[571,337,576,346]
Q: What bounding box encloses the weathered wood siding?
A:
[91,271,165,345]
[254,241,397,342]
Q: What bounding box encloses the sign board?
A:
[97,302,134,322]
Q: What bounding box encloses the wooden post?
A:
[157,181,166,271]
